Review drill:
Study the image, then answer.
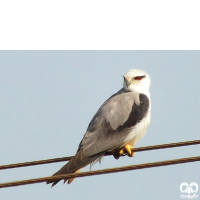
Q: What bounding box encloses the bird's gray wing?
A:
[78,88,146,157]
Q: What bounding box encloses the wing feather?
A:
[79,88,141,156]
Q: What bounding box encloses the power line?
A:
[0,156,72,170]
[0,155,199,189]
[0,139,199,170]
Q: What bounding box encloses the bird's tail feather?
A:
[65,168,82,184]
[46,150,105,187]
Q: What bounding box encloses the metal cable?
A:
[0,156,200,188]
[0,139,199,170]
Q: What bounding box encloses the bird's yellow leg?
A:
[124,144,135,157]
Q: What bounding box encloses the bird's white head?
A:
[123,69,151,96]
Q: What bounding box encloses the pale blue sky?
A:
[0,51,200,200]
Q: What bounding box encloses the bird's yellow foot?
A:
[118,144,135,157]
[111,145,135,159]
[119,148,125,155]
[124,144,135,157]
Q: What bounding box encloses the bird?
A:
[47,69,151,186]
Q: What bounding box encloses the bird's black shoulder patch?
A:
[117,93,149,131]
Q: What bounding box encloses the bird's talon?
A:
[119,148,125,155]
[125,144,135,157]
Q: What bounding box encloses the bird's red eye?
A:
[134,76,145,81]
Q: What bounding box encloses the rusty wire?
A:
[0,155,200,188]
[0,139,200,170]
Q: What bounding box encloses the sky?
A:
[0,51,200,200]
